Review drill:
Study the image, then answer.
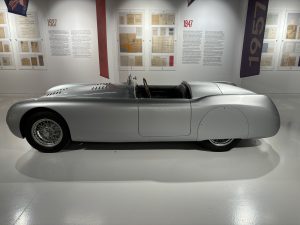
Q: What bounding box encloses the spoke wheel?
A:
[200,139,240,152]
[208,139,234,147]
[31,119,63,147]
[24,111,70,153]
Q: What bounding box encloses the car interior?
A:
[128,77,191,99]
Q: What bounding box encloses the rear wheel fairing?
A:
[197,106,248,140]
[191,94,280,141]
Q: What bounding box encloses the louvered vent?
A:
[91,83,111,91]
[46,88,68,96]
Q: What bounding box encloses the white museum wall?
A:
[0,0,110,94]
[0,0,246,94]
[107,0,245,85]
[241,0,300,94]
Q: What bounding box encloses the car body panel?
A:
[186,82,222,99]
[53,99,139,142]
[138,99,191,137]
[215,83,255,95]
[6,81,280,143]
[190,94,280,141]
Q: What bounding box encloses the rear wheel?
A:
[201,139,240,152]
[24,111,70,153]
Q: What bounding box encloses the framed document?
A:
[261,10,281,71]
[0,10,15,70]
[277,11,300,71]
[117,10,145,71]
[14,11,46,70]
[150,10,177,71]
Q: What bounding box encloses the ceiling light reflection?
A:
[233,201,258,225]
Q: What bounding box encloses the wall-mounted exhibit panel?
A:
[203,30,225,67]
[260,10,300,71]
[278,41,300,70]
[182,30,203,65]
[116,9,178,72]
[278,11,300,71]
[17,40,45,68]
[14,12,46,70]
[117,10,145,71]
[117,10,177,72]
[0,10,46,70]
[0,10,15,70]
[261,10,281,71]
[285,12,300,40]
[150,10,177,71]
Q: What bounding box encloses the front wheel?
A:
[24,111,70,153]
[200,139,240,152]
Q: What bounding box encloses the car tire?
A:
[200,139,240,152]
[24,111,71,153]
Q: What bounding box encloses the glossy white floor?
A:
[0,94,299,225]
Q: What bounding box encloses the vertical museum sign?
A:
[96,0,109,78]
[240,0,269,77]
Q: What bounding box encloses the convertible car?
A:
[6,76,280,153]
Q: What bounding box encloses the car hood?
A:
[44,83,132,99]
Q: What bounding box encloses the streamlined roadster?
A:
[6,76,280,153]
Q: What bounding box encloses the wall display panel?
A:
[71,30,92,58]
[150,11,177,71]
[17,39,45,68]
[261,11,281,71]
[182,30,203,65]
[203,30,225,67]
[0,10,15,70]
[278,11,300,71]
[15,12,40,39]
[261,41,276,69]
[117,11,145,71]
[278,41,300,70]
[14,12,46,70]
[284,12,300,40]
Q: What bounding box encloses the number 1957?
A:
[249,1,267,67]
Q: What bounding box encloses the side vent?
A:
[91,83,111,91]
[46,88,68,96]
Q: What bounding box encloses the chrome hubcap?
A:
[209,139,234,147]
[31,119,63,147]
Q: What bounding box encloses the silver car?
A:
[6,76,280,153]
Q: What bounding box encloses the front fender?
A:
[6,99,62,138]
[6,100,37,138]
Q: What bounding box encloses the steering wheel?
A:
[143,78,151,98]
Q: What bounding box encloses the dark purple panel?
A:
[5,0,29,16]
[187,0,196,7]
[240,0,269,78]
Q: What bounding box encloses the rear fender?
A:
[197,106,249,141]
